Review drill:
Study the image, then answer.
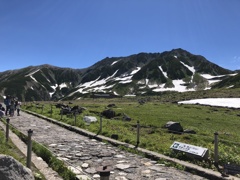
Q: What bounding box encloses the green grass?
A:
[22,96,240,169]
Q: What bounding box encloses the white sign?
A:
[170,141,208,158]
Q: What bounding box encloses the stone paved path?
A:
[7,111,210,180]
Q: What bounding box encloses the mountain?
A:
[0,48,237,101]
[0,64,84,101]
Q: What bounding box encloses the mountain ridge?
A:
[0,49,237,101]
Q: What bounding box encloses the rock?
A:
[0,154,34,180]
[76,175,90,180]
[123,113,131,121]
[164,121,183,134]
[81,163,89,168]
[107,104,116,108]
[115,176,128,180]
[184,129,197,134]
[83,116,97,123]
[101,109,116,119]
[68,166,82,175]
[115,164,130,170]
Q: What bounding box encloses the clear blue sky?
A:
[0,0,240,72]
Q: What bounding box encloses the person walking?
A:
[16,101,21,116]
[4,95,11,116]
[9,98,15,116]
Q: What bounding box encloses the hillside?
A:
[0,48,238,101]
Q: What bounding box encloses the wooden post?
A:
[41,105,44,113]
[6,118,10,143]
[97,165,111,180]
[99,116,102,133]
[136,121,140,146]
[214,132,219,165]
[74,112,77,126]
[26,129,33,169]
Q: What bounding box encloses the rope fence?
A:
[24,102,240,145]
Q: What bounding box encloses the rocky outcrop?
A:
[0,154,34,180]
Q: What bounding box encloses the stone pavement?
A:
[3,111,237,180]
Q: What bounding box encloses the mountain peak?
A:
[0,49,236,101]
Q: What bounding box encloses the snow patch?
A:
[178,98,240,108]
[59,83,68,89]
[25,69,40,77]
[111,61,119,66]
[152,80,195,92]
[159,66,168,78]
[130,67,141,75]
[180,62,195,73]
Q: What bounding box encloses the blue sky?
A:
[0,0,240,72]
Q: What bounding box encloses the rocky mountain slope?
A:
[0,48,237,101]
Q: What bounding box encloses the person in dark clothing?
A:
[15,101,21,116]
[4,95,11,116]
[9,98,15,116]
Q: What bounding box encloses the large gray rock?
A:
[83,116,97,123]
[164,121,183,134]
[0,154,34,180]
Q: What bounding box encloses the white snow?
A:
[59,83,68,89]
[130,67,141,75]
[25,69,40,77]
[180,62,195,73]
[111,61,119,66]
[51,84,58,89]
[201,74,225,79]
[208,79,221,85]
[227,85,234,89]
[119,80,132,84]
[159,66,168,78]
[25,69,41,83]
[145,79,149,85]
[153,80,195,92]
[30,76,38,82]
[178,98,240,108]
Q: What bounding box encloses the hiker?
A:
[15,101,21,116]
[9,97,15,116]
[4,95,11,116]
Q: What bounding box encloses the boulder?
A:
[0,154,34,180]
[101,109,116,119]
[164,121,183,134]
[123,113,131,121]
[83,116,97,123]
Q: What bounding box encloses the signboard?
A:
[170,141,208,159]
[224,164,240,175]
